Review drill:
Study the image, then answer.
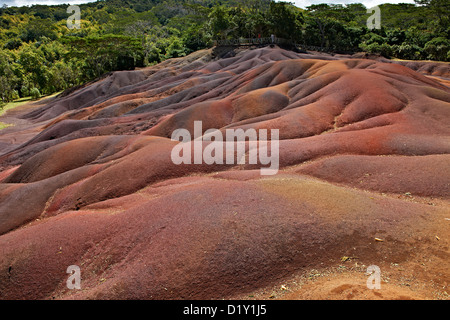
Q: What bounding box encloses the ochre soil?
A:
[0,47,448,300]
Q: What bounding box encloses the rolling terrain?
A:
[0,46,449,300]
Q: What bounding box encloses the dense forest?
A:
[0,0,449,104]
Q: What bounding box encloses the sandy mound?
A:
[0,46,449,300]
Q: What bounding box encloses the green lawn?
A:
[0,96,32,117]
[0,91,61,118]
[0,92,62,131]
[0,97,32,130]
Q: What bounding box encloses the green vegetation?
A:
[0,121,11,130]
[30,87,41,100]
[0,121,12,130]
[0,96,31,116]
[0,0,448,104]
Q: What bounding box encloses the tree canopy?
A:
[0,0,448,104]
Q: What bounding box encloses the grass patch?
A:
[0,97,32,116]
[0,91,61,117]
[0,122,13,131]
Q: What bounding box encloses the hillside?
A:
[0,46,449,299]
[1,0,449,106]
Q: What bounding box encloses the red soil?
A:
[0,46,449,300]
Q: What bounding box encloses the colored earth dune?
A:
[0,47,449,300]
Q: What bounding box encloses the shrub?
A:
[11,90,19,101]
[424,37,450,61]
[30,87,41,100]
[359,42,393,58]
[21,84,30,97]
[393,42,424,60]
[361,32,386,45]
[165,37,187,59]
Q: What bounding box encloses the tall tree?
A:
[208,6,234,40]
[267,2,303,41]
[63,35,144,79]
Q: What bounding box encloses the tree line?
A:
[0,0,449,105]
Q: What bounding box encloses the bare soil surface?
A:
[0,46,448,300]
